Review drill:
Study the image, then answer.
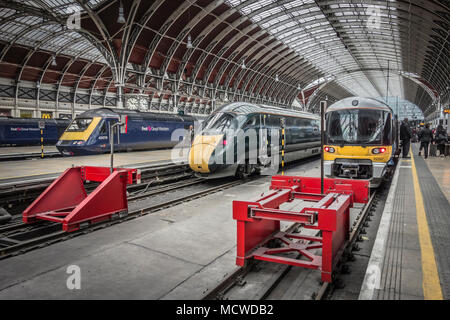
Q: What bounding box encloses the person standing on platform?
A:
[418,123,433,158]
[400,118,412,158]
[189,124,195,145]
[435,124,448,157]
[180,125,195,157]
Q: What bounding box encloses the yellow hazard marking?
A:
[410,149,443,300]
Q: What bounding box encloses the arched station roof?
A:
[0,0,448,115]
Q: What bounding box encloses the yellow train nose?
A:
[188,135,223,173]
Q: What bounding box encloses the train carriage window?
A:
[99,121,107,135]
[67,118,92,132]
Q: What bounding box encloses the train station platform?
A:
[0,160,321,299]
[0,146,60,161]
[360,143,450,300]
[0,148,185,187]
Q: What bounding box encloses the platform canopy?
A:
[0,0,448,115]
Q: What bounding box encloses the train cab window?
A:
[67,118,92,132]
[327,109,386,145]
[383,113,392,144]
[244,115,259,129]
[202,112,238,131]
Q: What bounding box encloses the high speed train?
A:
[188,102,321,178]
[56,108,199,155]
[324,97,399,187]
[0,117,70,146]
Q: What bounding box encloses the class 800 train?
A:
[323,97,399,188]
[188,103,321,178]
[56,108,198,155]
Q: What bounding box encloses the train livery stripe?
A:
[189,135,224,173]
[410,149,443,300]
[59,117,101,141]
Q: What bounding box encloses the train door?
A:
[104,118,120,150]
[242,114,259,166]
[259,114,270,165]
[97,120,109,145]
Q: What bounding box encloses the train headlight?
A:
[324,146,335,153]
[372,148,386,154]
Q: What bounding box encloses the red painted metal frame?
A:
[23,166,141,232]
[233,175,369,282]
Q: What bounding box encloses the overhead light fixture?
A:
[117,0,126,24]
[241,60,246,69]
[297,84,301,90]
[51,55,57,67]
[186,34,193,49]
[275,74,279,82]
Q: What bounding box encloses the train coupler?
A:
[233,175,369,282]
[22,166,141,232]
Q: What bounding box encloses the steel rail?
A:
[0,178,245,259]
[202,188,380,300]
[314,190,378,300]
[0,151,62,162]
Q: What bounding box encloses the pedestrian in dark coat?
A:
[418,123,433,158]
[400,118,412,158]
[435,125,448,157]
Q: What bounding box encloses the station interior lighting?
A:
[186,34,193,49]
[117,1,126,24]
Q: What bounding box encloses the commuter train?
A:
[0,117,70,146]
[188,102,321,178]
[324,97,399,187]
[56,108,199,155]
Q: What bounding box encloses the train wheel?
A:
[235,164,246,179]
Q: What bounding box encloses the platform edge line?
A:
[411,150,443,300]
[358,162,400,300]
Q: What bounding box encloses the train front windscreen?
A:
[326,109,390,146]
[66,118,93,132]
[200,112,241,133]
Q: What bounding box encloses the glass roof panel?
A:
[225,0,407,99]
[0,7,106,64]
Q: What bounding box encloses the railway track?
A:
[0,156,321,261]
[202,186,382,300]
[0,162,192,211]
[0,176,245,259]
[0,151,62,162]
